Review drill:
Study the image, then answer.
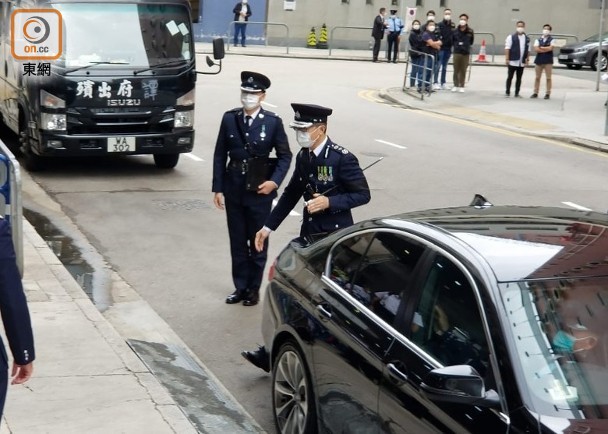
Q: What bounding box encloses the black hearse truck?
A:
[0,0,223,170]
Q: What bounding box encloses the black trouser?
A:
[386,32,400,61]
[372,37,382,61]
[225,196,271,296]
[506,65,525,95]
[0,367,7,418]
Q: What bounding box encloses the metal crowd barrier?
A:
[0,139,23,276]
[226,21,291,54]
[402,49,435,100]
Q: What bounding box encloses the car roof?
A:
[379,205,608,282]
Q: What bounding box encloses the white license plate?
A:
[558,54,568,60]
[107,137,136,152]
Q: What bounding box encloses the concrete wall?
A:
[261,0,606,52]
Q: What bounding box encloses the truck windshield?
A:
[52,3,193,69]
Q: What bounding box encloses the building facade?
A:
[196,0,606,54]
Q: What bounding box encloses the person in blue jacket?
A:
[244,103,371,372]
[0,218,35,416]
[212,71,292,307]
[254,103,371,251]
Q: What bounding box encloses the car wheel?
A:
[566,64,574,69]
[272,342,317,434]
[573,65,583,70]
[591,52,608,71]
[153,153,179,169]
[19,122,45,172]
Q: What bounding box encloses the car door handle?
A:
[315,304,332,321]
[387,362,408,384]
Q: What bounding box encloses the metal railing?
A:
[402,49,435,100]
[226,21,290,54]
[0,140,23,276]
[328,26,372,56]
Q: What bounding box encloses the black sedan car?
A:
[260,199,608,433]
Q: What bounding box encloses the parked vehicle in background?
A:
[0,0,224,171]
[261,196,608,433]
[558,33,608,71]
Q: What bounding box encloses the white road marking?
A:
[562,201,592,211]
[375,139,407,149]
[184,153,204,162]
[262,101,278,108]
[273,199,300,216]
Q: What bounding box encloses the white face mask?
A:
[296,126,321,149]
[427,15,435,21]
[444,14,451,20]
[412,24,420,30]
[427,25,436,32]
[241,93,260,111]
[459,20,467,27]
[516,27,525,34]
[542,29,550,36]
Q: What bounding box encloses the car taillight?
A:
[268,258,277,281]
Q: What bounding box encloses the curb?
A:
[378,88,608,152]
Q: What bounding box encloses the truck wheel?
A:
[20,131,45,172]
[153,153,180,169]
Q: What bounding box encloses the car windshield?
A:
[583,33,608,42]
[501,277,608,420]
[52,3,193,68]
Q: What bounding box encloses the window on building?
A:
[440,0,447,7]
[391,0,398,5]
[341,0,349,3]
[416,0,424,6]
[366,0,373,4]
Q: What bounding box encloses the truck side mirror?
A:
[197,38,224,75]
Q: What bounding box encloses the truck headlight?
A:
[41,113,66,131]
[176,89,195,106]
[174,110,193,128]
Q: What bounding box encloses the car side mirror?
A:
[420,365,500,407]
[197,38,224,75]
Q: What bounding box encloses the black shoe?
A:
[225,290,245,304]
[515,93,521,98]
[242,292,259,306]
[544,94,550,100]
[530,93,538,98]
[505,91,510,97]
[241,346,270,372]
[392,60,397,64]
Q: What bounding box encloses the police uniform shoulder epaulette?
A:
[329,143,349,155]
[262,110,281,119]
[227,107,241,114]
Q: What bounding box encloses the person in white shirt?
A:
[504,20,530,97]
[531,24,555,99]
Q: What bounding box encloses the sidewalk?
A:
[1,172,264,433]
[197,42,608,149]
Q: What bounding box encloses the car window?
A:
[328,231,424,325]
[411,254,490,377]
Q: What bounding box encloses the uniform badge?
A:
[260,125,266,140]
[328,166,333,182]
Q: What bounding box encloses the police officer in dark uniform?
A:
[244,103,371,371]
[0,218,35,416]
[254,103,370,250]
[212,71,292,307]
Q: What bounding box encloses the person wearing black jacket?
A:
[0,218,35,417]
[371,8,388,62]
[232,0,252,47]
[435,9,455,89]
[421,20,442,93]
[213,71,292,306]
[408,20,425,90]
[452,14,474,92]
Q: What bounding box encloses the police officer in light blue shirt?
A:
[386,9,404,63]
